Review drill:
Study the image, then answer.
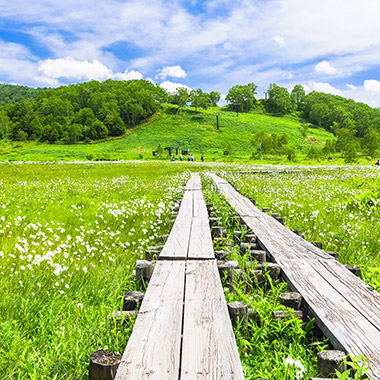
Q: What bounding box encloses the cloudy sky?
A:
[1,0,380,106]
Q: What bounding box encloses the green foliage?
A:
[0,84,41,105]
[2,79,162,142]
[266,83,294,115]
[335,354,370,379]
[225,83,258,112]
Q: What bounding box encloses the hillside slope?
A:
[0,104,334,162]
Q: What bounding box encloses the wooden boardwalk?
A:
[210,173,380,379]
[115,173,244,379]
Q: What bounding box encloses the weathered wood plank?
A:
[181,260,244,379]
[210,173,380,378]
[115,261,186,380]
[185,173,202,190]
[159,190,193,260]
[188,217,215,259]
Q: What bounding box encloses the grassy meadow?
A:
[0,161,378,379]
[0,104,338,163]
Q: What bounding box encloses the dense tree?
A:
[362,128,379,158]
[291,84,306,110]
[226,83,257,112]
[209,91,221,106]
[265,84,293,115]
[0,84,41,106]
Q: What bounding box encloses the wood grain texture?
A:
[181,260,244,379]
[188,217,215,259]
[209,173,380,378]
[159,190,193,260]
[115,261,186,380]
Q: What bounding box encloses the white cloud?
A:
[304,81,342,96]
[160,81,191,94]
[156,65,187,80]
[346,84,357,90]
[314,60,337,75]
[272,35,286,47]
[36,57,142,85]
[363,79,380,93]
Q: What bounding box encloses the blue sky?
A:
[1,0,380,106]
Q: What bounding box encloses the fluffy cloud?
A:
[304,81,342,96]
[363,79,380,93]
[314,60,337,75]
[160,81,191,94]
[272,35,286,48]
[36,57,142,85]
[156,65,187,80]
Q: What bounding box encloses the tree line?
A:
[0,80,164,143]
[0,79,379,160]
[223,83,380,160]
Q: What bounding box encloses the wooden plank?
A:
[115,261,186,380]
[192,188,209,218]
[181,260,244,379]
[188,217,215,259]
[185,173,202,190]
[159,190,193,260]
[210,173,380,378]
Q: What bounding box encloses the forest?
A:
[0,80,379,159]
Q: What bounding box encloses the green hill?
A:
[0,104,334,162]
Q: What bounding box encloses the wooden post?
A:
[217,261,239,283]
[250,250,266,263]
[277,217,286,225]
[317,350,347,377]
[292,229,302,235]
[312,242,323,249]
[326,251,339,260]
[214,250,229,260]
[135,260,154,283]
[240,242,259,254]
[158,234,169,242]
[122,291,144,311]
[249,269,264,286]
[233,231,242,242]
[89,350,121,380]
[145,249,161,260]
[257,262,281,280]
[244,233,257,244]
[344,265,362,278]
[109,310,137,326]
[271,213,281,219]
[209,217,222,226]
[211,225,225,238]
[272,310,303,320]
[279,292,303,310]
[262,207,271,213]
[227,302,248,325]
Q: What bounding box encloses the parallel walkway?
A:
[210,173,380,379]
[115,173,244,379]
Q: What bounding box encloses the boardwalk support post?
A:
[122,291,144,311]
[89,350,121,380]
[317,350,347,377]
[279,292,303,310]
[228,302,248,325]
[135,260,154,283]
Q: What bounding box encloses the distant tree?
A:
[362,128,379,158]
[209,91,221,106]
[322,139,336,156]
[103,114,125,137]
[226,83,257,112]
[266,84,293,115]
[190,88,210,111]
[291,84,306,110]
[252,130,272,160]
[0,109,10,138]
[298,123,309,151]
